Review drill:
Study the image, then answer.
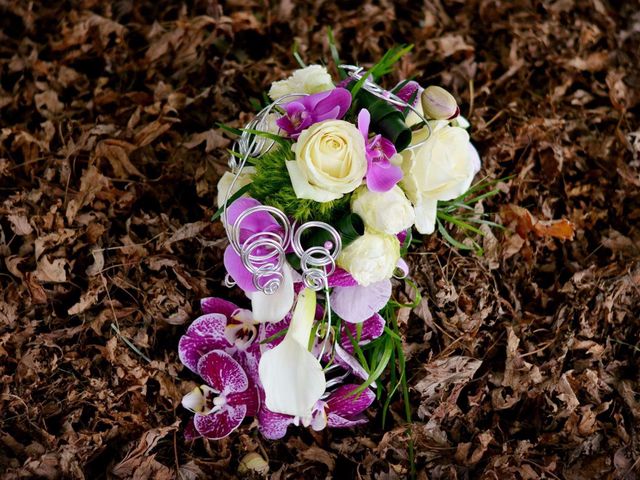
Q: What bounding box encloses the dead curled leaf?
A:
[501,204,575,240]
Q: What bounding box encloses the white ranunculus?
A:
[287,120,367,202]
[258,288,326,418]
[268,65,334,100]
[400,122,478,234]
[337,229,400,286]
[351,186,415,235]
[216,167,256,208]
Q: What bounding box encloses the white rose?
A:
[216,167,256,208]
[286,120,367,202]
[400,122,478,234]
[268,65,334,100]
[337,229,400,286]
[351,186,415,235]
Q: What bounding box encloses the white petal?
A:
[285,161,343,202]
[413,197,438,235]
[258,337,326,417]
[249,263,294,323]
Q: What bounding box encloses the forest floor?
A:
[1,1,639,479]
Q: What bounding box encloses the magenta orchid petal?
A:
[326,384,376,419]
[179,314,229,373]
[225,198,278,237]
[340,313,385,354]
[224,246,258,292]
[395,80,423,108]
[328,268,358,287]
[334,343,370,381]
[184,419,200,440]
[193,405,247,440]
[197,350,249,395]
[277,88,352,137]
[331,280,392,323]
[257,407,293,440]
[366,160,404,192]
[259,315,291,350]
[357,108,370,139]
[200,297,238,317]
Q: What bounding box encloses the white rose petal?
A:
[400,122,479,234]
[351,186,415,235]
[268,65,334,100]
[289,120,367,202]
[216,167,256,208]
[337,229,400,286]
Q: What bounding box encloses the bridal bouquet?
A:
[178,46,487,441]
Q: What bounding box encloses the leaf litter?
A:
[1,0,639,478]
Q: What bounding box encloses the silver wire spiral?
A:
[340,63,432,149]
[226,205,292,295]
[291,221,342,292]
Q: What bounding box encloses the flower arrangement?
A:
[178,45,496,442]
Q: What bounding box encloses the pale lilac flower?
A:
[357,109,403,192]
[276,88,352,138]
[328,268,391,323]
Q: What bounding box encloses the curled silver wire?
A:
[291,221,342,292]
[340,63,432,149]
[290,221,342,359]
[226,205,292,295]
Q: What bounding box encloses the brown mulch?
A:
[1,1,639,478]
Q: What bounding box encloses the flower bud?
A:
[238,452,269,475]
[420,86,459,120]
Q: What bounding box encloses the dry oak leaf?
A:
[7,214,33,235]
[111,424,179,479]
[183,128,230,152]
[95,139,144,179]
[35,256,68,283]
[65,165,110,223]
[501,204,575,240]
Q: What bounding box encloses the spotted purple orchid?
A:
[223,197,295,323]
[276,88,352,138]
[357,108,404,192]
[182,350,260,440]
[257,384,376,439]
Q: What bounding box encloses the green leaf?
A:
[350,336,394,396]
[259,327,288,345]
[211,183,252,222]
[327,27,345,80]
[437,218,473,251]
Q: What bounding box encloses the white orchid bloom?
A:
[258,288,326,418]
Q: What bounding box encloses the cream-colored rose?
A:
[337,229,400,286]
[286,120,367,202]
[216,167,256,207]
[400,122,478,234]
[351,186,415,235]
[268,65,334,100]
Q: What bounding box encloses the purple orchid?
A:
[182,350,260,440]
[395,80,423,110]
[257,384,376,439]
[178,298,257,373]
[357,109,404,192]
[276,88,352,138]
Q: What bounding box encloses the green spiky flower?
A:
[248,143,350,223]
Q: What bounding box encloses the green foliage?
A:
[249,143,350,223]
[435,176,508,254]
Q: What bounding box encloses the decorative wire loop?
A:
[226,205,292,295]
[340,63,432,149]
[291,221,342,292]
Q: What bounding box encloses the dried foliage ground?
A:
[1,1,640,479]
